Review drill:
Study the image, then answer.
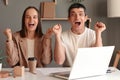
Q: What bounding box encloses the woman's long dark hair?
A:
[20,6,43,38]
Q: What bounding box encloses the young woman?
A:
[4,6,52,67]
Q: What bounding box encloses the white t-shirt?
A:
[61,27,96,67]
[27,39,35,58]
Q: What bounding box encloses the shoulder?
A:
[85,27,95,34]
[61,30,72,42]
[34,34,44,43]
[84,28,96,40]
[61,30,70,37]
[13,31,21,37]
[12,31,23,41]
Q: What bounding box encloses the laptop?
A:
[51,46,115,80]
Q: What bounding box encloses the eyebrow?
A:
[25,14,38,16]
[70,11,85,13]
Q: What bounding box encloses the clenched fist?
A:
[4,28,12,40]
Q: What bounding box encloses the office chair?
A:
[113,50,120,68]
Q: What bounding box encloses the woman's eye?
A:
[33,16,38,19]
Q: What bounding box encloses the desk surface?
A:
[0,67,120,80]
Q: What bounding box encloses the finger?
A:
[53,25,58,31]
[96,22,103,28]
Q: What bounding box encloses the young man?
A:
[52,3,106,67]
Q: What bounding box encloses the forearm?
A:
[54,35,65,65]
[42,37,52,64]
[6,40,19,66]
[94,31,103,47]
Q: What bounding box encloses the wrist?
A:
[7,36,12,40]
[6,39,12,42]
[44,37,50,39]
[96,30,102,35]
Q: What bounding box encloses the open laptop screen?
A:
[51,46,115,80]
[69,46,115,79]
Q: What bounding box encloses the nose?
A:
[75,14,79,20]
[29,17,33,22]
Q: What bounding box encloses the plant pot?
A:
[0,63,2,71]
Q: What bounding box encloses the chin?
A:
[28,29,36,32]
[75,25,81,29]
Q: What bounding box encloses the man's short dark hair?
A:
[68,3,86,17]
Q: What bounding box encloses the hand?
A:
[45,28,53,39]
[4,28,12,40]
[52,24,62,36]
[94,22,106,33]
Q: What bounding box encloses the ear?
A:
[84,15,88,22]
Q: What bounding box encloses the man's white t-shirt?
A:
[61,27,96,67]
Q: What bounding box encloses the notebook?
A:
[51,46,115,80]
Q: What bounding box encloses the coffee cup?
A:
[28,57,37,74]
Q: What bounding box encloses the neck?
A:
[27,31,35,39]
[71,27,85,35]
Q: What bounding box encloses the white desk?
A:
[1,67,120,80]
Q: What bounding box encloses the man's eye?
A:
[79,14,84,16]
[79,14,85,16]
[71,13,76,16]
[33,16,38,19]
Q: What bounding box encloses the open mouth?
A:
[75,22,81,26]
[28,23,35,27]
